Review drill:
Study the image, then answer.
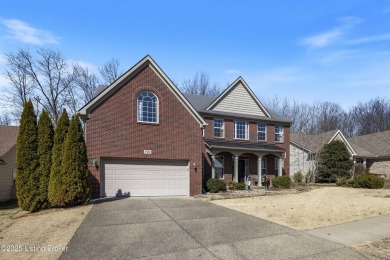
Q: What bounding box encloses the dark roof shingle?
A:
[0,125,19,158]
[205,139,285,152]
[347,130,390,157]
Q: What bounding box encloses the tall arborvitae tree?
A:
[48,109,69,207]
[59,114,90,206]
[29,110,54,211]
[317,140,353,183]
[16,100,38,211]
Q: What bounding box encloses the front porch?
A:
[204,140,287,186]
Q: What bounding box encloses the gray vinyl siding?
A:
[289,143,315,177]
[212,83,266,116]
[0,147,16,201]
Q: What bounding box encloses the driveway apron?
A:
[61,197,369,260]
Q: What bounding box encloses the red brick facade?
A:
[83,58,291,197]
[203,117,290,179]
[85,66,204,198]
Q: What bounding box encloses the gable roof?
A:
[78,55,207,127]
[206,77,271,117]
[184,93,292,124]
[347,130,390,157]
[0,125,19,159]
[290,129,356,155]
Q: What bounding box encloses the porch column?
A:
[258,156,262,186]
[211,155,216,178]
[278,158,283,176]
[363,158,367,170]
[233,156,238,182]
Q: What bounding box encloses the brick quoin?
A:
[86,65,204,198]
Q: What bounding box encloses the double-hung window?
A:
[257,123,266,141]
[214,156,224,179]
[234,121,249,139]
[275,125,284,142]
[137,91,158,123]
[214,119,224,138]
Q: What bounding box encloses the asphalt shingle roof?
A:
[0,125,19,158]
[290,130,339,153]
[205,139,286,152]
[347,130,390,157]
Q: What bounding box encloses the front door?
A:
[238,158,248,183]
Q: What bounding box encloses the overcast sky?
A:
[1,0,390,113]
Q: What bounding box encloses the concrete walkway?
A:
[306,214,390,245]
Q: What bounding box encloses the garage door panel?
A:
[104,160,189,197]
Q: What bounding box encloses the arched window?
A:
[137,91,158,123]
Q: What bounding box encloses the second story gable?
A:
[183,77,292,145]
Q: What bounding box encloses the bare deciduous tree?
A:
[182,72,221,96]
[2,49,34,120]
[351,97,390,136]
[99,58,121,85]
[0,114,12,125]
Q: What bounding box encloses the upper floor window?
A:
[234,121,249,139]
[258,123,267,141]
[137,91,158,123]
[275,125,284,142]
[214,119,224,138]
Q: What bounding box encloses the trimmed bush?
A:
[16,100,38,211]
[207,178,227,193]
[336,177,354,187]
[353,174,384,189]
[228,181,246,190]
[48,109,69,207]
[272,176,292,189]
[293,171,303,184]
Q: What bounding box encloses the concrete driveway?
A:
[61,197,369,260]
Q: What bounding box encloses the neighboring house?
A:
[290,129,390,178]
[290,130,354,177]
[0,125,19,201]
[79,55,292,198]
[347,130,390,178]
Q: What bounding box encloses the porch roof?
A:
[204,139,286,153]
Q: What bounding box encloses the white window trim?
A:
[214,155,224,179]
[234,121,249,140]
[275,125,284,142]
[257,123,267,141]
[137,91,159,123]
[214,118,225,138]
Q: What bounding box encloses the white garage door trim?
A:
[102,159,190,197]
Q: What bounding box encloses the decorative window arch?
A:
[137,91,158,123]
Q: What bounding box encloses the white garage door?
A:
[104,160,189,197]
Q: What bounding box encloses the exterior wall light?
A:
[92,159,98,167]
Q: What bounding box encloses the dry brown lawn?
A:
[0,202,91,260]
[211,186,390,231]
[212,187,390,259]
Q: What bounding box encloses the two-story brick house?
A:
[79,55,292,198]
